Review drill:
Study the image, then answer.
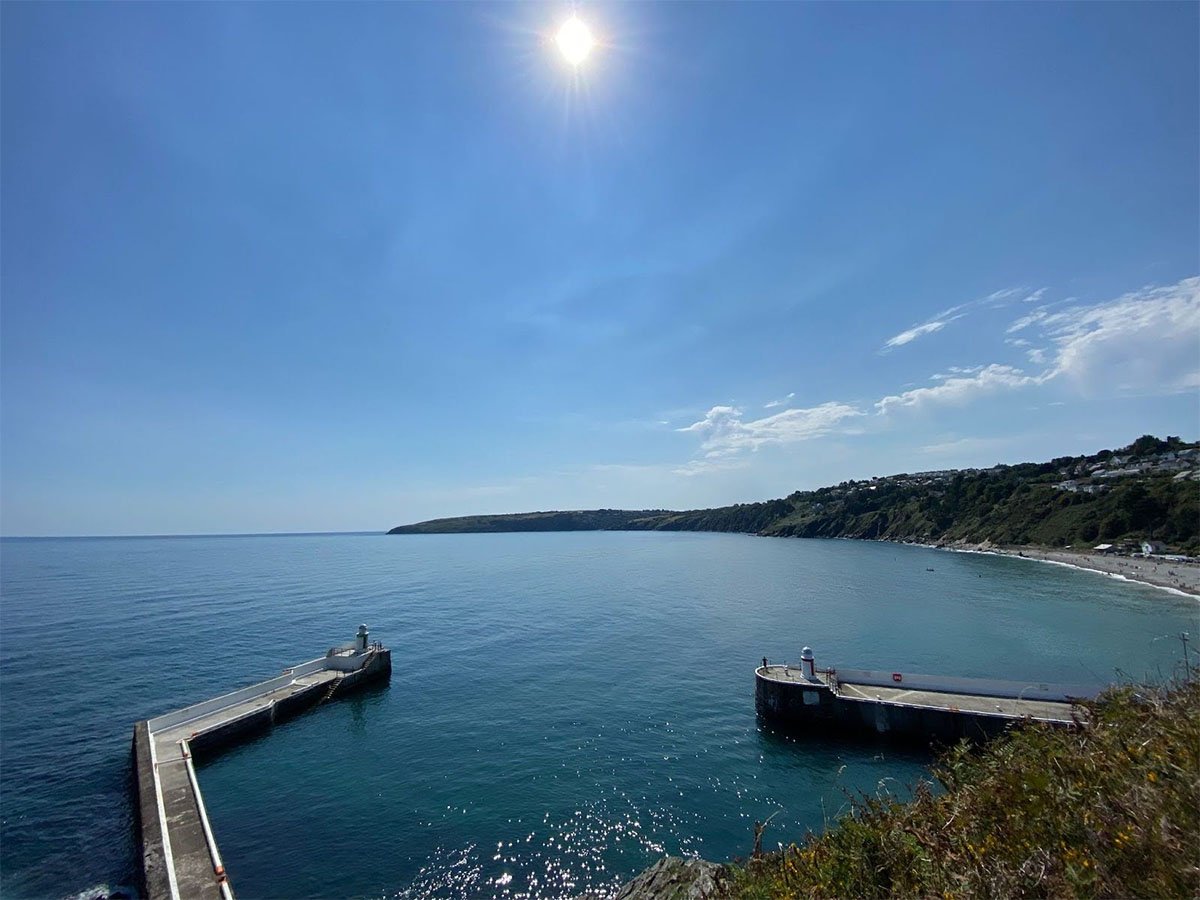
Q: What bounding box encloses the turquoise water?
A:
[1,532,1196,899]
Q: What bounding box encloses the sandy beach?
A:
[994,547,1200,598]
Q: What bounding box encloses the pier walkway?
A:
[133,628,391,900]
[833,680,1075,722]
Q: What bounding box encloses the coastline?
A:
[934,543,1200,600]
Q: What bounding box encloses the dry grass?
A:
[732,678,1200,899]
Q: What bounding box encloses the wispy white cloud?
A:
[880,276,1199,415]
[985,287,1024,304]
[671,457,753,477]
[931,365,985,380]
[672,277,1198,478]
[1006,309,1049,334]
[1006,296,1080,334]
[876,278,1198,416]
[1035,277,1200,393]
[676,406,737,435]
[678,402,865,459]
[763,392,795,409]
[919,435,1022,457]
[876,364,1048,416]
[884,319,954,348]
[883,286,1034,351]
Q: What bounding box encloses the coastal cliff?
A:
[389,436,1199,554]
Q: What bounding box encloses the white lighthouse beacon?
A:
[356,624,369,653]
[800,646,816,680]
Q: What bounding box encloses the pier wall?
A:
[755,676,833,723]
[132,721,172,900]
[755,670,1080,743]
[839,695,1014,742]
[145,649,389,735]
[146,659,328,733]
[186,706,276,758]
[176,651,391,760]
[326,653,374,672]
[333,650,392,689]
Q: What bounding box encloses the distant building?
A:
[1141,541,1167,555]
[1054,479,1110,494]
[1094,543,1115,554]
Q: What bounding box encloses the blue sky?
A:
[2,2,1197,536]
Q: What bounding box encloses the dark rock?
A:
[611,856,731,900]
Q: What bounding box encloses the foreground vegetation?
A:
[390,435,1200,552]
[732,679,1200,899]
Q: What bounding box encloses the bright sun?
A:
[555,16,595,66]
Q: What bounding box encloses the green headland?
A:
[390,435,1200,555]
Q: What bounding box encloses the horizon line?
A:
[0,530,386,541]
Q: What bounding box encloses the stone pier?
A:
[755,656,1100,743]
[132,629,391,900]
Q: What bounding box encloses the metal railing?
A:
[326,639,385,657]
[180,739,235,900]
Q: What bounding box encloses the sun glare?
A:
[555,16,595,66]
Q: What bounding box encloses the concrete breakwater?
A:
[132,626,391,900]
[756,648,1101,743]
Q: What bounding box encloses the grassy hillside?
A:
[388,436,1200,552]
[731,678,1200,899]
[761,464,1198,551]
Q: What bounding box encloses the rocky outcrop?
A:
[612,856,731,900]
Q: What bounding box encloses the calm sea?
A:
[1,532,1196,899]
